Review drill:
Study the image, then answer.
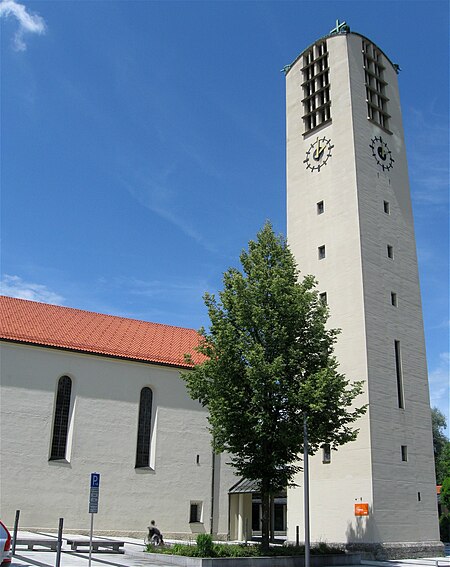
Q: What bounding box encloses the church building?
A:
[0,23,441,558]
[0,295,237,540]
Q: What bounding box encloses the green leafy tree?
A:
[432,407,450,484]
[440,477,450,542]
[441,477,450,511]
[438,444,450,484]
[182,222,366,551]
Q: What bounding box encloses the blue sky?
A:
[1,1,448,427]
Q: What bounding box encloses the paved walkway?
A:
[9,532,450,567]
[10,531,172,567]
[361,560,450,567]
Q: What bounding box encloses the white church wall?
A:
[0,341,235,538]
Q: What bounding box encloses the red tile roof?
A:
[0,295,205,368]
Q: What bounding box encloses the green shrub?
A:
[196,534,214,557]
[171,543,196,556]
[214,543,258,557]
[145,539,345,558]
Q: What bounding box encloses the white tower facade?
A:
[285,25,441,557]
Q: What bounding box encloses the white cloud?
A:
[1,274,64,305]
[123,176,217,254]
[0,0,46,51]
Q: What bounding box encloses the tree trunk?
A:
[260,487,271,553]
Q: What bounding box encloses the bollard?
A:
[12,510,20,555]
[55,517,63,567]
[296,525,299,547]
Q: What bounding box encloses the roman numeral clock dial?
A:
[304,136,334,172]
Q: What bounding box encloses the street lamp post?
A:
[303,415,310,567]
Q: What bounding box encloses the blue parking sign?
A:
[89,473,100,514]
[90,473,100,488]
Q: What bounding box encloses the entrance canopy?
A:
[229,478,260,494]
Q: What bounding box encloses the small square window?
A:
[319,292,327,304]
[383,200,390,214]
[401,445,408,462]
[317,201,324,215]
[391,292,397,306]
[189,501,202,523]
[318,245,326,260]
[387,245,394,259]
[322,444,331,464]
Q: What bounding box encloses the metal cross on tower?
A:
[330,19,350,34]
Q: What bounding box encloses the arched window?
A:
[50,376,72,461]
[135,387,153,468]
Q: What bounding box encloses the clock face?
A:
[370,136,394,171]
[304,136,334,172]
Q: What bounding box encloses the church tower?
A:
[285,23,441,557]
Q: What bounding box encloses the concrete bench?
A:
[65,538,125,553]
[14,538,58,551]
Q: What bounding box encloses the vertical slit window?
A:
[135,387,153,468]
[50,376,72,461]
[401,445,408,462]
[394,340,405,409]
[317,200,324,214]
[318,245,326,260]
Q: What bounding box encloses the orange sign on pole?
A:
[354,503,369,516]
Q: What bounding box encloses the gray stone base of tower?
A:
[284,540,444,561]
[344,541,445,560]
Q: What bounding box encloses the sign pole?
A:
[88,512,94,567]
[88,472,100,567]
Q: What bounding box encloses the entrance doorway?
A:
[229,479,287,541]
[251,493,287,537]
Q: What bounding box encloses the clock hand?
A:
[377,145,387,160]
[313,138,325,160]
